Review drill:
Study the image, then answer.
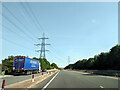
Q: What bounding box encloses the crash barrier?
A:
[74,69,120,77]
[46,70,58,75]
[85,70,120,77]
[31,70,57,82]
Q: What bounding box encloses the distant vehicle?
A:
[42,69,47,72]
[13,56,41,75]
[61,68,64,70]
[59,68,64,70]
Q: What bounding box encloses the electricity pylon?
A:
[34,33,50,58]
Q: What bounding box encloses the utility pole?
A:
[34,33,50,58]
[68,56,70,65]
[68,56,72,69]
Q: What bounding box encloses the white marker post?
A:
[42,73,44,77]
[2,79,5,90]
[32,74,34,82]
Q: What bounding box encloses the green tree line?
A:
[65,45,120,70]
[2,56,58,74]
[32,57,58,70]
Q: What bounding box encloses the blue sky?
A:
[1,2,118,67]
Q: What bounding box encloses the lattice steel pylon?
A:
[34,33,50,58]
[68,56,70,65]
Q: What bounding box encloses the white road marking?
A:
[100,85,104,88]
[41,70,60,90]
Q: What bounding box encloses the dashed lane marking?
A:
[100,85,104,88]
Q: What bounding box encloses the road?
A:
[33,70,119,89]
[2,72,47,86]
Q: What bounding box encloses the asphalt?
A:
[33,70,119,89]
[2,72,47,86]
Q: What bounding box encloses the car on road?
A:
[42,69,47,72]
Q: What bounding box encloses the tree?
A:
[65,45,120,70]
[51,63,58,69]
[108,45,120,69]
[2,56,59,75]
[2,56,14,74]
[86,58,94,69]
[33,58,54,70]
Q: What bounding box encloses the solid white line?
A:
[41,71,60,90]
[100,85,104,88]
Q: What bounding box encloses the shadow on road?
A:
[82,73,117,77]
[82,73,99,76]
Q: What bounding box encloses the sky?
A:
[1,2,118,67]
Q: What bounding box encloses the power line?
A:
[1,2,63,63]
[25,2,54,42]
[2,2,66,64]
[26,2,44,31]
[20,1,66,60]
[20,2,42,34]
[1,23,35,44]
[49,44,67,59]
[1,37,33,51]
[2,4,37,41]
[1,13,36,43]
[48,52,61,62]
[49,49,65,61]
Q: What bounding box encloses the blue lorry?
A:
[13,56,41,75]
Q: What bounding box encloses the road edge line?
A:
[27,71,57,88]
[41,70,60,90]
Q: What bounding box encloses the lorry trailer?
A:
[13,56,41,75]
